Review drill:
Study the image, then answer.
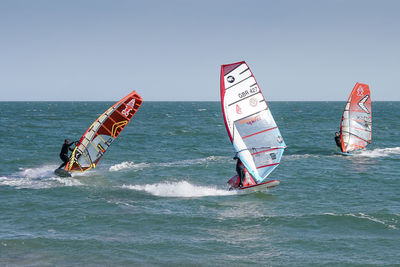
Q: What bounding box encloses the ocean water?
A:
[0,101,399,266]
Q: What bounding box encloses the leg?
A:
[58,154,69,169]
[238,169,244,187]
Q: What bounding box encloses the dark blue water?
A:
[0,101,399,265]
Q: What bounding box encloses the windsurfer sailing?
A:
[233,153,245,188]
[334,132,342,151]
[58,139,78,169]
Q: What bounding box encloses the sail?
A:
[66,91,143,172]
[340,83,372,153]
[220,61,286,184]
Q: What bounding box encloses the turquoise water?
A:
[0,101,399,265]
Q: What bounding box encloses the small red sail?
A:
[340,83,372,153]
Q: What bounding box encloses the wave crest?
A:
[356,147,400,158]
[109,156,230,172]
[121,181,235,197]
[0,165,82,189]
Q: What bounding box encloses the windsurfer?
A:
[58,139,78,169]
[334,132,342,151]
[233,153,245,188]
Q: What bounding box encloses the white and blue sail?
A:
[220,61,286,183]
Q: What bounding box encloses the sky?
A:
[0,0,399,101]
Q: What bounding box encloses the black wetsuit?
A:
[234,155,245,188]
[334,135,342,150]
[58,142,75,169]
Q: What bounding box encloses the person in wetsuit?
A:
[233,153,245,188]
[58,139,77,169]
[334,132,342,151]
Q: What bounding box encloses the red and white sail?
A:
[340,83,372,153]
[66,91,143,172]
[220,61,286,184]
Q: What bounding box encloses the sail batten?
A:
[220,61,286,184]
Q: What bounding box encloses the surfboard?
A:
[238,180,280,193]
[54,168,72,177]
[220,61,286,192]
[339,82,372,153]
[337,152,354,156]
[65,91,143,173]
[227,174,280,192]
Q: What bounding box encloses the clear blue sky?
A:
[1,0,399,101]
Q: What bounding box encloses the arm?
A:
[68,141,79,151]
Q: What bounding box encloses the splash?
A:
[121,181,235,197]
[355,147,400,158]
[0,165,83,189]
[109,161,150,172]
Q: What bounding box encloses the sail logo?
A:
[239,115,261,125]
[358,95,370,113]
[111,121,128,137]
[121,99,136,117]
[236,104,242,114]
[249,97,258,107]
[238,90,249,98]
[356,86,364,96]
[227,76,235,83]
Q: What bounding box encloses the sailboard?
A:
[220,61,286,192]
[64,91,143,173]
[339,83,372,154]
[54,168,72,177]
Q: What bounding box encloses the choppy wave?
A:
[109,161,151,172]
[284,154,337,160]
[121,181,235,197]
[0,165,83,189]
[324,212,397,230]
[109,156,230,172]
[355,147,400,158]
[284,147,400,160]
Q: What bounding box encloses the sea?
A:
[0,101,399,266]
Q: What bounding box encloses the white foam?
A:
[355,147,400,158]
[350,212,397,230]
[17,165,55,179]
[324,212,397,230]
[0,165,83,189]
[48,177,83,186]
[109,161,150,172]
[121,181,235,197]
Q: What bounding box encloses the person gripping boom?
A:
[334,132,342,152]
[58,139,78,169]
